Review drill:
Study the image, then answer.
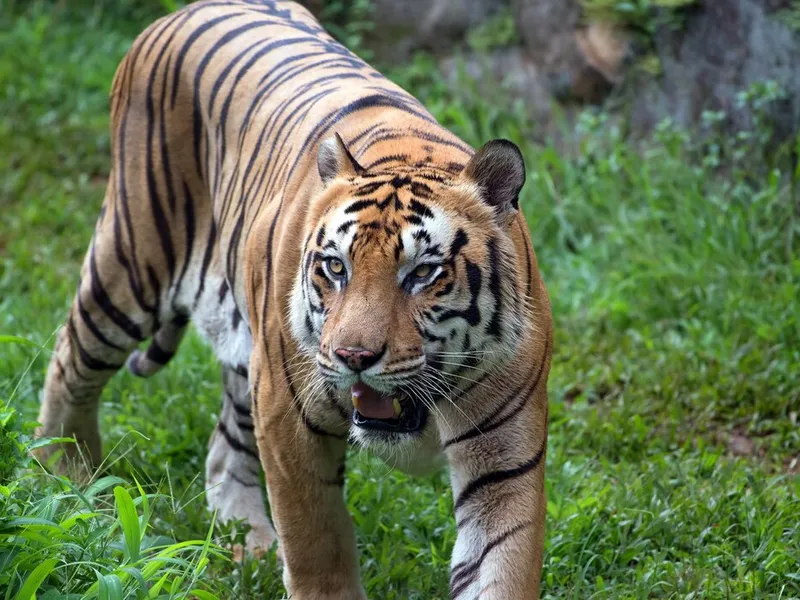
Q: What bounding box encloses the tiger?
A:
[35,1,553,598]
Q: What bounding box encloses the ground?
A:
[0,2,798,598]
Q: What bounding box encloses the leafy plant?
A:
[0,334,224,598]
[776,0,800,31]
[317,0,375,61]
[466,8,519,53]
[580,0,698,35]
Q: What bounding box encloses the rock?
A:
[364,0,504,60]
[514,0,581,68]
[630,0,800,140]
[310,0,800,144]
[728,432,755,457]
[438,47,551,119]
[513,0,629,104]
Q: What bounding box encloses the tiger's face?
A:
[290,135,526,447]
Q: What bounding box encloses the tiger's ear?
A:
[462,139,525,226]
[318,132,366,185]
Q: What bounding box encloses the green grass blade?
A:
[187,591,218,600]
[113,486,141,563]
[84,476,128,501]
[133,476,151,534]
[0,335,46,350]
[13,558,58,600]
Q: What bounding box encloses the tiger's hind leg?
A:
[36,237,153,480]
[205,365,277,557]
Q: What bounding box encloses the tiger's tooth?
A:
[352,394,361,411]
[392,398,402,417]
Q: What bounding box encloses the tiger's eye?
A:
[414,264,433,279]
[328,258,344,275]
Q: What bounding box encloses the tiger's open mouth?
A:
[350,382,428,433]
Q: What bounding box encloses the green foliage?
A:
[316,0,375,61]
[580,0,698,34]
[1,1,798,598]
[466,8,519,52]
[0,403,29,484]
[0,469,224,597]
[776,1,800,31]
[0,371,223,597]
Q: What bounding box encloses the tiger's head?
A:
[289,134,528,448]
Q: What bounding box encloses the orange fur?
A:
[36,2,552,597]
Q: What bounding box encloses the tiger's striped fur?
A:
[36,1,553,598]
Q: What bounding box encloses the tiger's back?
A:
[38,2,552,598]
[105,0,471,350]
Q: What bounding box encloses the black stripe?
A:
[295,94,436,163]
[345,199,377,214]
[89,250,144,341]
[444,337,549,447]
[142,8,183,61]
[437,260,481,326]
[352,180,387,197]
[218,279,230,304]
[227,468,260,488]
[336,220,356,235]
[158,53,178,215]
[113,87,156,317]
[172,181,196,308]
[449,521,531,598]
[217,420,259,460]
[454,445,546,511]
[54,357,84,402]
[517,219,533,299]
[358,127,472,157]
[363,153,408,170]
[145,265,163,330]
[170,12,246,108]
[484,238,503,338]
[236,420,255,432]
[449,229,468,258]
[67,317,123,372]
[299,408,345,440]
[228,394,252,419]
[349,122,384,147]
[76,293,125,351]
[408,199,433,219]
[145,339,175,365]
[193,218,217,306]
[320,463,346,486]
[225,212,245,292]
[192,19,278,181]
[208,36,266,116]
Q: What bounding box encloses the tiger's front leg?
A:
[250,354,365,600]
[443,373,549,599]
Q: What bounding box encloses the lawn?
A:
[1,2,798,599]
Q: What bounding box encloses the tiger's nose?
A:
[334,346,383,372]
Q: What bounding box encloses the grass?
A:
[1,1,799,598]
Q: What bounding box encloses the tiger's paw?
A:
[231,525,278,563]
[31,431,100,484]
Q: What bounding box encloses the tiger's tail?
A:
[126,315,189,378]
